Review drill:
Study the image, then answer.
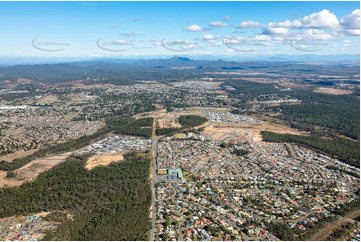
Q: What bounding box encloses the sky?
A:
[0,1,359,58]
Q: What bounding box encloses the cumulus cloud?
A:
[238,21,261,28]
[268,9,339,29]
[253,35,272,41]
[269,20,302,28]
[261,9,360,40]
[208,21,228,27]
[262,27,289,35]
[303,29,334,40]
[183,24,204,32]
[301,9,339,28]
[339,9,360,36]
[341,9,360,29]
[340,29,360,36]
[203,34,214,40]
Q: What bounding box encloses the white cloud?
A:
[203,34,214,40]
[340,28,360,36]
[223,38,241,44]
[303,29,334,40]
[269,20,302,28]
[268,9,339,29]
[202,34,219,43]
[183,24,204,32]
[339,9,360,36]
[262,27,289,35]
[301,9,339,28]
[341,9,360,29]
[253,35,272,41]
[208,21,228,27]
[238,21,261,28]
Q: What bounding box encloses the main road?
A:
[150,118,158,241]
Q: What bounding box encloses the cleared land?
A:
[85,152,125,170]
[0,152,72,188]
[134,108,206,129]
[37,94,58,104]
[308,209,360,241]
[157,113,182,129]
[2,129,23,135]
[63,111,78,121]
[278,82,310,89]
[204,122,306,142]
[0,148,39,162]
[0,171,23,187]
[313,87,353,95]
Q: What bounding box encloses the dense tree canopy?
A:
[0,152,151,240]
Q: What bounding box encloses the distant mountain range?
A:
[0,55,359,85]
[0,54,359,66]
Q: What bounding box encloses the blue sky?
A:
[0,1,359,58]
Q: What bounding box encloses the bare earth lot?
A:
[85,152,125,170]
[0,152,72,188]
[313,87,353,95]
[204,122,307,142]
[134,108,206,129]
[37,94,59,104]
[0,148,39,162]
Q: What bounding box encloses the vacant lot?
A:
[313,87,353,95]
[85,152,125,170]
[0,148,38,162]
[0,171,23,187]
[135,108,208,129]
[278,81,309,89]
[158,118,181,128]
[63,111,78,121]
[204,122,306,142]
[38,94,58,103]
[0,152,71,188]
[1,129,23,136]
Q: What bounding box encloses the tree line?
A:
[261,131,360,167]
[106,117,153,138]
[156,115,208,136]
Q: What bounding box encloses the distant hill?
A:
[0,56,359,84]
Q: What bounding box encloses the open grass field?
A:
[63,111,78,121]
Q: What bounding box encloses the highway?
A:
[151,138,158,241]
[150,117,158,241]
